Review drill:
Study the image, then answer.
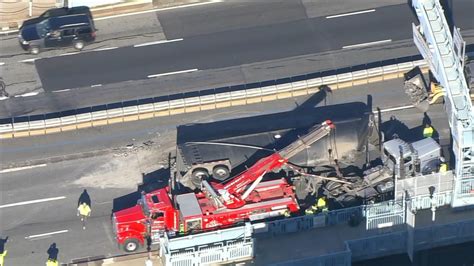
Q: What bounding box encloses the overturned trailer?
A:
[175,102,375,189]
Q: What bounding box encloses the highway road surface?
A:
[0,78,451,265]
[0,0,473,118]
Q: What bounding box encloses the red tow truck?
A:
[112,120,334,252]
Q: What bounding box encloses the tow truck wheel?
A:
[123,238,139,252]
[212,165,230,181]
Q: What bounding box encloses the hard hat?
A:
[440,157,445,163]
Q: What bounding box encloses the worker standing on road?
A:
[77,202,92,230]
[317,197,328,213]
[0,249,7,266]
[423,124,434,138]
[46,258,58,266]
[439,157,448,174]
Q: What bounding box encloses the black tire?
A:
[212,165,230,181]
[325,181,341,191]
[192,168,209,180]
[29,46,40,55]
[123,238,140,252]
[341,195,358,207]
[73,40,85,50]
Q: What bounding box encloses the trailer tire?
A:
[212,165,230,181]
[123,238,140,252]
[192,168,209,180]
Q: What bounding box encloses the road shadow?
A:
[77,189,91,207]
[380,115,440,143]
[47,243,58,260]
[112,168,169,212]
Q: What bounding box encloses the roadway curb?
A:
[69,251,159,266]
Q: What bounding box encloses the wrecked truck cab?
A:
[382,137,441,178]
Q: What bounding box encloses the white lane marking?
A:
[93,47,118,52]
[19,58,39,63]
[134,38,183,48]
[0,62,5,66]
[326,9,376,19]
[0,164,47,174]
[95,1,222,21]
[60,52,79,56]
[53,89,71,93]
[342,39,392,49]
[25,230,68,240]
[91,84,102,87]
[0,29,19,34]
[14,91,39,97]
[0,196,66,209]
[147,68,198,78]
[378,105,414,113]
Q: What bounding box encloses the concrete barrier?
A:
[0,58,438,139]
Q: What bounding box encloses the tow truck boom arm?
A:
[217,120,334,209]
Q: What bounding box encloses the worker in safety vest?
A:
[46,258,58,266]
[423,124,434,138]
[77,202,91,230]
[0,250,7,266]
[305,207,314,215]
[439,157,448,174]
[317,197,328,212]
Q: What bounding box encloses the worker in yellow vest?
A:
[0,249,7,266]
[423,124,434,138]
[46,258,58,266]
[77,202,91,230]
[439,157,448,174]
[317,197,328,213]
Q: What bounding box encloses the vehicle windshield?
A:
[35,20,51,38]
[139,194,150,217]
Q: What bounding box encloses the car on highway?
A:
[18,13,96,54]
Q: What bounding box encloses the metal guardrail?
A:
[0,56,429,139]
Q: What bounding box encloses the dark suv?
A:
[18,13,96,54]
[20,6,94,30]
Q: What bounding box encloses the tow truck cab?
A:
[113,188,178,252]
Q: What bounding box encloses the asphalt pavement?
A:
[0,0,472,118]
